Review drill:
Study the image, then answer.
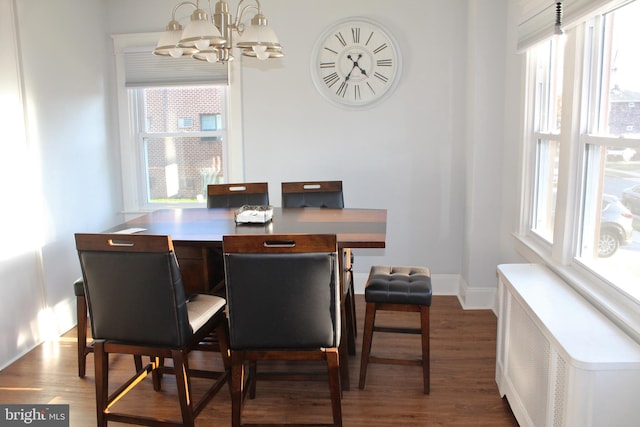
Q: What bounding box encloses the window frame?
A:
[112,32,245,216]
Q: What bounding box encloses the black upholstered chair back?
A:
[75,233,192,348]
[207,182,269,208]
[281,180,344,208]
[222,234,340,350]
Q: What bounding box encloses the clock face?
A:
[311,18,401,109]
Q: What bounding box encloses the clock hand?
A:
[345,54,358,82]
[350,53,368,77]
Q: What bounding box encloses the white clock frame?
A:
[310,17,402,109]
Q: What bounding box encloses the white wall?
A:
[0,0,526,369]
[0,0,123,369]
[240,1,470,279]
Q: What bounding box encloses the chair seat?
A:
[365,265,432,306]
[187,294,226,333]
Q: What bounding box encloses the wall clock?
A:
[311,17,402,109]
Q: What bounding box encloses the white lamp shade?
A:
[236,21,280,48]
[192,49,218,63]
[178,9,225,48]
[241,45,284,60]
[154,29,196,57]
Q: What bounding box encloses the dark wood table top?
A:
[107,207,387,249]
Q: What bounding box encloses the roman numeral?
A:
[336,81,348,98]
[374,72,389,83]
[352,27,360,44]
[323,46,338,55]
[365,32,374,46]
[377,59,393,67]
[335,32,347,47]
[323,72,340,87]
[373,43,388,54]
[320,62,335,69]
[354,84,361,100]
[366,82,375,95]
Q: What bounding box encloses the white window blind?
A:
[112,32,228,88]
[517,0,637,51]
[517,0,558,51]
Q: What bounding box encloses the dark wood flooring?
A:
[0,295,518,426]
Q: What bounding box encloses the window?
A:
[112,33,240,212]
[521,0,640,304]
[135,86,227,205]
[200,113,221,141]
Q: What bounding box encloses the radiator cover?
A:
[496,264,640,427]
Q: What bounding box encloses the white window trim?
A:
[111,32,245,216]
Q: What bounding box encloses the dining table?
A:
[101,206,387,390]
[106,207,386,291]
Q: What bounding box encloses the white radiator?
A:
[496,264,640,427]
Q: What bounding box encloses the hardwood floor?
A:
[0,295,518,426]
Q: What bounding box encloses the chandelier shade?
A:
[153,20,197,57]
[155,0,284,64]
[178,8,226,49]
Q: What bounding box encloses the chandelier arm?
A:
[233,0,261,33]
[171,1,198,20]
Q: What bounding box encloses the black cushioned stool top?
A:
[365,265,432,306]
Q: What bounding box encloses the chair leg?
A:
[231,352,245,427]
[93,340,108,427]
[326,348,343,427]
[248,361,257,399]
[420,306,431,394]
[151,356,162,391]
[77,295,88,378]
[172,349,195,427]
[358,302,376,390]
[345,273,357,356]
[338,305,350,391]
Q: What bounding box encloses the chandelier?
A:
[153,0,283,63]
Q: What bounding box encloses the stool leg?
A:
[358,302,376,389]
[420,305,430,394]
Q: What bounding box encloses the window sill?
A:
[512,232,640,344]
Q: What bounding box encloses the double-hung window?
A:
[112,33,238,212]
[520,0,640,312]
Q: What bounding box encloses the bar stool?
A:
[358,265,432,394]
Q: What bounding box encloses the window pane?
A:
[599,1,640,138]
[144,136,223,203]
[529,38,563,243]
[532,39,564,134]
[143,86,225,134]
[532,139,559,242]
[577,2,640,300]
[139,86,226,204]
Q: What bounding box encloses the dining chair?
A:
[281,180,357,367]
[281,180,344,208]
[222,233,343,427]
[207,182,269,208]
[75,233,230,427]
